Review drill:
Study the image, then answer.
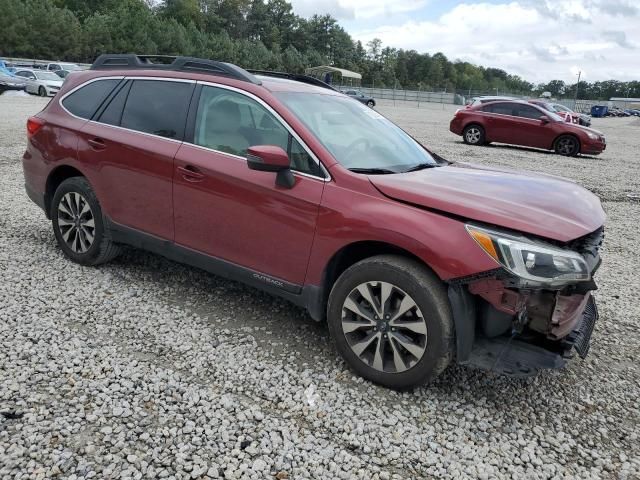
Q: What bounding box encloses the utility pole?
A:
[574,70,581,108]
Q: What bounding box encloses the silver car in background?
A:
[13,68,63,97]
[0,71,26,93]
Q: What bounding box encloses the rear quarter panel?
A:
[22,103,85,204]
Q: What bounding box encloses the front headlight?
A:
[466,225,590,287]
[586,132,599,140]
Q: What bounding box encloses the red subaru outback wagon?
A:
[23,55,605,389]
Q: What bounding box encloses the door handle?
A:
[178,165,205,182]
[87,138,106,151]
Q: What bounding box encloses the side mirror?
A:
[246,145,295,189]
[539,115,550,124]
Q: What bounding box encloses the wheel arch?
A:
[553,132,581,153]
[306,240,436,322]
[44,165,87,218]
[462,122,486,141]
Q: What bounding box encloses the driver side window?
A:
[194,86,322,177]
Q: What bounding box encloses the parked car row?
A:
[467,96,591,126]
[451,98,606,156]
[606,106,638,117]
[1,59,85,81]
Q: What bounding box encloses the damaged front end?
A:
[449,225,604,377]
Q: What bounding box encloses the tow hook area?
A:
[448,276,599,377]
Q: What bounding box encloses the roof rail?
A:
[246,70,337,91]
[90,54,261,85]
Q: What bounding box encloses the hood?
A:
[369,162,605,242]
[572,124,603,136]
[44,80,63,88]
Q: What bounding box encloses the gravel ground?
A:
[1,93,639,480]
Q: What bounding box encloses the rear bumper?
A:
[25,183,46,213]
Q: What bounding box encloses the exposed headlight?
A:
[586,132,599,140]
[466,225,590,287]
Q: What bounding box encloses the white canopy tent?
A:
[304,65,362,86]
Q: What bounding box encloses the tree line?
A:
[1,0,638,99]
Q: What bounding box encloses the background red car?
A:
[450,100,605,156]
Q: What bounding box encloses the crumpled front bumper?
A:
[562,295,598,359]
[462,296,598,377]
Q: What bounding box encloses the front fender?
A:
[305,181,500,286]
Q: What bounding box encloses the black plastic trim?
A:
[25,184,46,212]
[103,218,328,314]
[301,285,326,322]
[448,284,476,362]
[184,84,203,144]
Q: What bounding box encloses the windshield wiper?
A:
[402,163,440,173]
[348,167,397,175]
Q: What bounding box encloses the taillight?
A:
[27,117,44,139]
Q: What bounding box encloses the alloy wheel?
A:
[57,192,96,253]
[465,127,481,144]
[341,281,428,373]
[557,137,577,155]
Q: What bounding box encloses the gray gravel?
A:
[1,93,639,480]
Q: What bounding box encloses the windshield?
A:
[35,71,61,81]
[552,103,571,113]
[540,108,564,122]
[275,92,436,172]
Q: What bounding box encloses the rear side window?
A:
[120,80,193,140]
[62,79,120,119]
[513,105,543,119]
[97,81,131,126]
[483,103,514,116]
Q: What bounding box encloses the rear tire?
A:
[366,100,375,108]
[554,135,580,156]
[51,177,120,266]
[327,255,454,390]
[38,86,47,97]
[463,124,485,145]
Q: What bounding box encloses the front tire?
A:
[327,255,454,389]
[554,135,580,156]
[366,100,375,108]
[51,177,120,266]
[463,124,485,145]
[38,86,47,97]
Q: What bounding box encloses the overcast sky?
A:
[289,0,639,84]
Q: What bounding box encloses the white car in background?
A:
[13,69,63,97]
[46,62,82,72]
